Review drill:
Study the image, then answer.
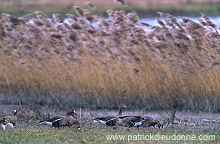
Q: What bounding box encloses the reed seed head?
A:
[74,6,84,17]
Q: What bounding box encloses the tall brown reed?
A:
[0,8,219,111]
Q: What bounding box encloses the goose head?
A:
[121,104,126,108]
[66,110,76,115]
[65,110,78,120]
[116,104,126,117]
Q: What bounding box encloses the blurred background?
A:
[0,0,219,25]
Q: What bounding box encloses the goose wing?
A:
[118,116,143,121]
[39,116,63,126]
[4,116,17,126]
[48,116,63,123]
[94,116,117,126]
[94,116,115,121]
[51,118,63,127]
[52,115,80,127]
[105,117,118,126]
[118,116,145,127]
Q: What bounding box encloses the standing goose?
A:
[94,104,126,127]
[4,109,18,126]
[0,117,14,130]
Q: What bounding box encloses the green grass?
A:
[0,128,219,144]
[0,3,220,17]
[0,6,74,17]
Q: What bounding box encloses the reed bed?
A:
[0,4,219,111]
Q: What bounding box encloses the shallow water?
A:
[142,16,220,27]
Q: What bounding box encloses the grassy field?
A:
[0,105,220,144]
[0,106,219,144]
[0,128,219,144]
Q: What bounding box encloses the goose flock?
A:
[94,105,163,130]
[0,105,163,130]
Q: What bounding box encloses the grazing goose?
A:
[39,110,80,129]
[0,118,14,130]
[4,109,18,126]
[94,104,126,127]
[113,116,163,129]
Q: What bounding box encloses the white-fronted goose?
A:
[140,118,163,129]
[53,116,80,129]
[113,116,163,129]
[113,116,145,129]
[0,118,14,130]
[94,104,126,127]
[4,109,18,126]
[39,110,80,129]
